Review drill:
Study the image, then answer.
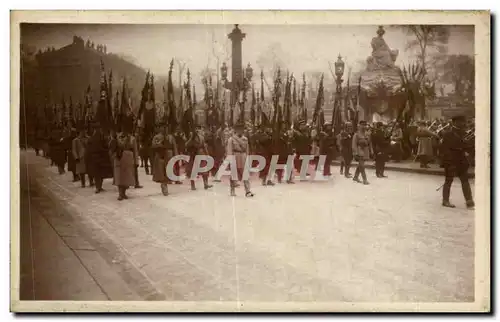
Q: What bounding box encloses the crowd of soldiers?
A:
[24,111,474,208]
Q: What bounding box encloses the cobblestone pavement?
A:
[20,150,475,303]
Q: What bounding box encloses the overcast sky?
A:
[21,24,474,89]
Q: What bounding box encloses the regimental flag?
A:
[250,83,256,126]
[166,59,177,131]
[61,95,67,124]
[68,96,74,126]
[138,72,156,134]
[113,89,120,129]
[84,85,92,120]
[312,73,324,131]
[95,59,111,130]
[108,70,113,120]
[181,69,194,136]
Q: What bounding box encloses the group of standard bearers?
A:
[32,114,474,209]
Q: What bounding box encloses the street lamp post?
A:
[220,24,253,126]
[333,54,345,129]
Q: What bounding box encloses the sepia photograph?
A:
[11,10,490,312]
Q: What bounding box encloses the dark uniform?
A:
[173,129,186,183]
[254,127,275,185]
[86,124,113,193]
[371,122,390,178]
[292,123,312,176]
[441,115,474,209]
[318,123,337,177]
[63,128,79,182]
[337,126,354,177]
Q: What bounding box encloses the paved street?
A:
[19,150,474,302]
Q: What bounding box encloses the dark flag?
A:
[68,96,74,126]
[113,89,119,129]
[108,70,113,121]
[167,59,177,131]
[312,73,324,130]
[181,69,194,136]
[135,70,150,132]
[301,73,307,122]
[250,83,256,126]
[139,73,156,134]
[95,60,111,131]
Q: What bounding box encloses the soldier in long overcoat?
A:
[318,122,337,177]
[371,122,390,178]
[441,115,474,209]
[86,123,113,193]
[110,117,139,200]
[64,127,79,182]
[185,126,213,191]
[173,128,186,184]
[50,126,66,174]
[254,126,275,186]
[72,128,90,187]
[416,121,437,168]
[227,122,254,197]
[151,123,178,196]
[337,122,354,178]
[291,120,312,178]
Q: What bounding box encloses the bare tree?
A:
[400,25,450,74]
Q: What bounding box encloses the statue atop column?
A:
[366,26,399,71]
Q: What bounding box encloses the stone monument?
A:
[360,26,404,124]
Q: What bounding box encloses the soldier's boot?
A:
[161,183,169,196]
[243,180,254,197]
[230,180,236,196]
[442,200,456,208]
[80,174,86,188]
[89,176,95,187]
[203,176,213,190]
[266,180,275,186]
[72,172,79,182]
[361,168,369,185]
[353,167,361,183]
[117,187,125,201]
[466,200,475,209]
[340,161,344,175]
[134,166,143,189]
[190,180,197,191]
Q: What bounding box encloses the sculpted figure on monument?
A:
[366,26,399,71]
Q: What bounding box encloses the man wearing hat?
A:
[227,121,254,197]
[416,120,438,168]
[440,115,474,209]
[254,124,275,186]
[72,125,90,187]
[110,114,140,200]
[185,124,213,191]
[337,121,354,178]
[352,120,373,185]
[292,119,312,178]
[86,121,113,193]
[371,122,390,178]
[151,122,178,196]
[319,122,337,177]
[63,126,79,182]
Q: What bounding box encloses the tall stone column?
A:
[228,24,246,106]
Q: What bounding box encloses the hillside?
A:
[22,36,179,119]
